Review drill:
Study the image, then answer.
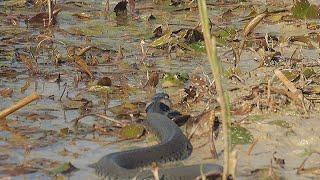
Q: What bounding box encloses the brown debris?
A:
[144,71,159,88]
[19,54,39,74]
[274,69,309,114]
[0,88,13,98]
[27,8,61,26]
[74,56,94,79]
[0,92,41,120]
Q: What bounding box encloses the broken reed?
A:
[48,0,52,26]
[0,92,40,120]
[197,0,231,180]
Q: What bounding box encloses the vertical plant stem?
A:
[48,0,52,26]
[197,0,231,179]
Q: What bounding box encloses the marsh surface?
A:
[1,0,320,179]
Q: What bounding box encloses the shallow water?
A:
[1,0,320,179]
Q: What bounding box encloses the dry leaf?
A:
[0,88,13,97]
[19,54,39,74]
[243,12,268,37]
[74,56,93,78]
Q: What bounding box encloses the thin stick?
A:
[274,69,308,114]
[105,0,110,13]
[151,162,160,180]
[94,113,126,126]
[267,79,271,109]
[197,1,231,179]
[48,0,52,26]
[210,110,218,159]
[71,113,126,127]
[0,92,40,119]
[274,69,298,94]
[247,139,258,155]
[210,128,218,159]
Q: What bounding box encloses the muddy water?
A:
[1,0,320,179]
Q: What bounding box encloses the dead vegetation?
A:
[1,0,320,179]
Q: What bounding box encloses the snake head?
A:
[151,93,172,107]
[151,92,169,101]
[146,93,172,114]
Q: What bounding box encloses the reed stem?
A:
[197,1,231,179]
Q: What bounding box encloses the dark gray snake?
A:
[90,93,222,179]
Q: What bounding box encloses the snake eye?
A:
[176,73,181,79]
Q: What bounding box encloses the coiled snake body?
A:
[90,93,222,179]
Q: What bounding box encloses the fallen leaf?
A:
[27,8,62,26]
[48,162,78,176]
[231,102,253,116]
[74,56,93,78]
[0,88,13,97]
[291,0,320,19]
[97,76,112,86]
[243,12,268,37]
[231,125,254,145]
[72,12,91,20]
[144,71,159,88]
[114,0,127,16]
[61,99,88,110]
[119,124,145,139]
[20,81,30,94]
[19,54,39,74]
[150,32,172,48]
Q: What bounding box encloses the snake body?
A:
[90,93,222,179]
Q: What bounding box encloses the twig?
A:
[36,36,66,52]
[297,152,320,175]
[77,46,94,56]
[151,162,160,180]
[71,113,126,127]
[0,92,40,119]
[140,40,147,60]
[267,79,271,109]
[210,110,218,159]
[247,139,258,155]
[274,69,308,114]
[59,83,67,101]
[72,113,126,127]
[94,113,126,126]
[105,0,110,13]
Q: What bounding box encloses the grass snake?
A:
[89,93,222,179]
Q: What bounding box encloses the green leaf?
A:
[302,68,316,79]
[291,0,320,19]
[269,120,292,128]
[120,124,145,139]
[48,162,78,176]
[215,27,237,45]
[231,125,253,145]
[150,32,172,47]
